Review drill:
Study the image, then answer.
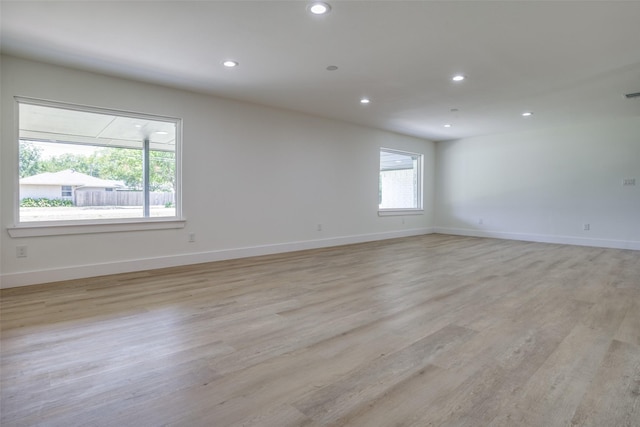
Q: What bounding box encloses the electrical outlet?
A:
[583,223,590,231]
[317,224,323,232]
[623,178,636,186]
[478,218,484,225]
[16,246,27,258]
[188,232,195,242]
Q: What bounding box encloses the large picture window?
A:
[379,148,423,212]
[17,98,180,224]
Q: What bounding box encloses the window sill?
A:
[378,209,424,217]
[7,218,186,238]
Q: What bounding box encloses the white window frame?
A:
[8,97,185,237]
[61,185,73,198]
[378,147,424,216]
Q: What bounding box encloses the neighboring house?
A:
[20,169,125,202]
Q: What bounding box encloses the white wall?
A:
[435,118,640,249]
[1,55,436,287]
[19,184,61,200]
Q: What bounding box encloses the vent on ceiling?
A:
[624,92,640,99]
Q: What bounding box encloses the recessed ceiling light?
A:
[360,98,370,104]
[452,74,465,82]
[309,2,331,15]
[444,124,452,128]
[223,60,239,68]
[522,112,533,117]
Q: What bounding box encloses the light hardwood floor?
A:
[1,234,639,426]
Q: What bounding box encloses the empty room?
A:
[1,1,639,426]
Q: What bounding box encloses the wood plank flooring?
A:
[1,234,639,426]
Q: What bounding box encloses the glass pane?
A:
[18,102,177,222]
[379,150,419,209]
[149,149,176,217]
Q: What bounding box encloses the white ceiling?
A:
[19,102,177,151]
[1,0,639,141]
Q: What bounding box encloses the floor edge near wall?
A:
[4,227,638,289]
[434,227,640,252]
[1,228,434,289]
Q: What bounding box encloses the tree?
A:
[92,148,175,191]
[93,148,143,189]
[41,153,99,176]
[21,144,175,192]
[19,142,43,178]
[149,150,176,192]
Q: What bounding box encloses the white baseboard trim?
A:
[434,227,640,251]
[1,228,434,289]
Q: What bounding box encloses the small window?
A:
[379,148,423,212]
[17,98,180,223]
[61,185,72,198]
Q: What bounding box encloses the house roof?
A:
[2,1,639,141]
[20,170,125,188]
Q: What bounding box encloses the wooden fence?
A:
[74,191,174,207]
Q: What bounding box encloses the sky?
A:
[27,140,101,160]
